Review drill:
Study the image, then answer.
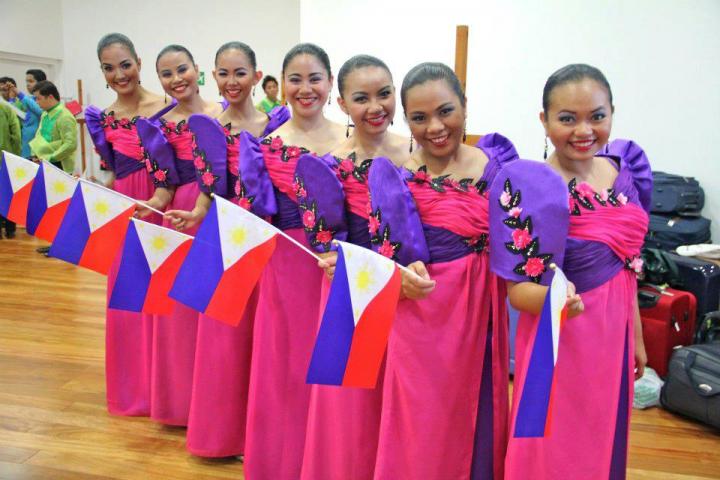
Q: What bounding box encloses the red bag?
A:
[639,286,697,377]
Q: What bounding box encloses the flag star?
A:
[150,235,167,252]
[94,200,110,217]
[52,181,67,194]
[355,267,374,292]
[230,227,246,246]
[14,168,26,180]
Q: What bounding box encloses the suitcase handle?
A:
[684,351,720,398]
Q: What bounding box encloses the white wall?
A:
[301,0,720,241]
[0,0,64,60]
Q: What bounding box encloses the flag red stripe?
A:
[7,180,34,226]
[205,236,277,326]
[342,267,401,388]
[143,240,193,314]
[33,198,71,243]
[79,205,136,275]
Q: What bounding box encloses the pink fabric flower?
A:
[237,197,252,211]
[316,230,333,244]
[508,207,523,218]
[303,210,316,229]
[524,257,546,277]
[145,159,153,173]
[293,180,306,198]
[378,240,395,258]
[617,192,628,205]
[270,137,284,150]
[512,228,532,249]
[193,155,205,170]
[339,159,355,175]
[414,170,430,183]
[467,236,481,246]
[600,189,610,202]
[119,118,130,127]
[368,215,380,235]
[102,115,115,128]
[228,157,239,176]
[286,146,302,159]
[99,159,108,169]
[234,180,242,197]
[201,171,215,187]
[165,121,176,131]
[500,191,512,207]
[629,257,644,274]
[153,170,166,182]
[575,181,594,199]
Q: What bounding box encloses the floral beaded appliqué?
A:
[293,175,335,252]
[261,136,309,162]
[499,178,553,282]
[335,153,373,183]
[140,143,170,188]
[191,134,219,192]
[569,179,640,273]
[366,204,401,261]
[101,111,139,131]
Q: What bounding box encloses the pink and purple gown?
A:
[368,134,518,480]
[242,135,334,480]
[181,107,289,457]
[293,153,382,480]
[85,104,172,416]
[489,140,652,480]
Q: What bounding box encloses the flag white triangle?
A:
[2,151,38,193]
[80,181,135,233]
[338,241,397,326]
[549,266,569,365]
[42,161,77,208]
[132,219,192,273]
[215,195,277,271]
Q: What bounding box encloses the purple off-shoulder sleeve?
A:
[600,139,653,213]
[263,105,290,137]
[148,101,177,122]
[238,131,277,217]
[367,157,429,266]
[187,114,228,197]
[477,132,520,185]
[135,118,180,188]
[295,153,348,253]
[84,105,114,171]
[489,160,569,286]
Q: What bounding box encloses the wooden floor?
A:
[1,230,719,479]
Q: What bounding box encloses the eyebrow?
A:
[435,102,454,111]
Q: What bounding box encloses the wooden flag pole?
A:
[454,25,482,146]
[77,79,87,173]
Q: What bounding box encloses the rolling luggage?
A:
[645,214,711,251]
[651,171,705,215]
[666,253,720,318]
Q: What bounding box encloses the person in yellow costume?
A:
[29,81,77,174]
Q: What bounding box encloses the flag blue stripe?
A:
[26,163,47,235]
[514,289,555,437]
[48,184,90,265]
[108,222,151,311]
[169,201,224,312]
[0,156,13,217]
[306,246,355,385]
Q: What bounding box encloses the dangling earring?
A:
[346,115,351,138]
[164,93,168,104]
[138,80,142,85]
[106,84,109,89]
[543,136,549,160]
[252,87,256,97]
[218,91,222,96]
[390,120,394,126]
[328,93,332,105]
[463,125,467,143]
[409,135,414,153]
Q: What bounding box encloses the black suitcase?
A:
[666,253,720,319]
[651,171,705,215]
[660,343,720,429]
[645,214,711,250]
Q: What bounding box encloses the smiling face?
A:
[213,48,261,106]
[157,50,198,101]
[541,78,613,163]
[264,80,279,101]
[339,66,395,137]
[283,53,333,119]
[404,79,465,159]
[99,43,141,95]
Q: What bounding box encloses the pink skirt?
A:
[505,269,636,480]
[106,169,159,416]
[373,253,508,480]
[149,182,201,425]
[300,277,384,480]
[243,228,323,480]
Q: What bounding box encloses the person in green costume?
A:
[0,100,21,238]
[29,81,77,174]
[255,75,282,113]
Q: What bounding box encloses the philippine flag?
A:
[0,150,39,226]
[49,180,137,275]
[513,265,569,438]
[307,240,402,388]
[26,161,77,242]
[170,195,277,326]
[109,219,193,314]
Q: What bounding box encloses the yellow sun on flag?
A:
[150,235,167,253]
[355,266,374,293]
[52,180,67,195]
[230,227,247,246]
[94,200,110,217]
[14,168,27,180]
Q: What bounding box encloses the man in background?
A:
[4,70,46,158]
[255,75,282,113]
[0,98,22,238]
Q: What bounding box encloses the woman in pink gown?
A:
[296,54,410,480]
[133,44,223,426]
[164,41,289,457]
[368,63,518,480]
[84,33,173,416]
[490,64,650,480]
[241,43,345,480]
